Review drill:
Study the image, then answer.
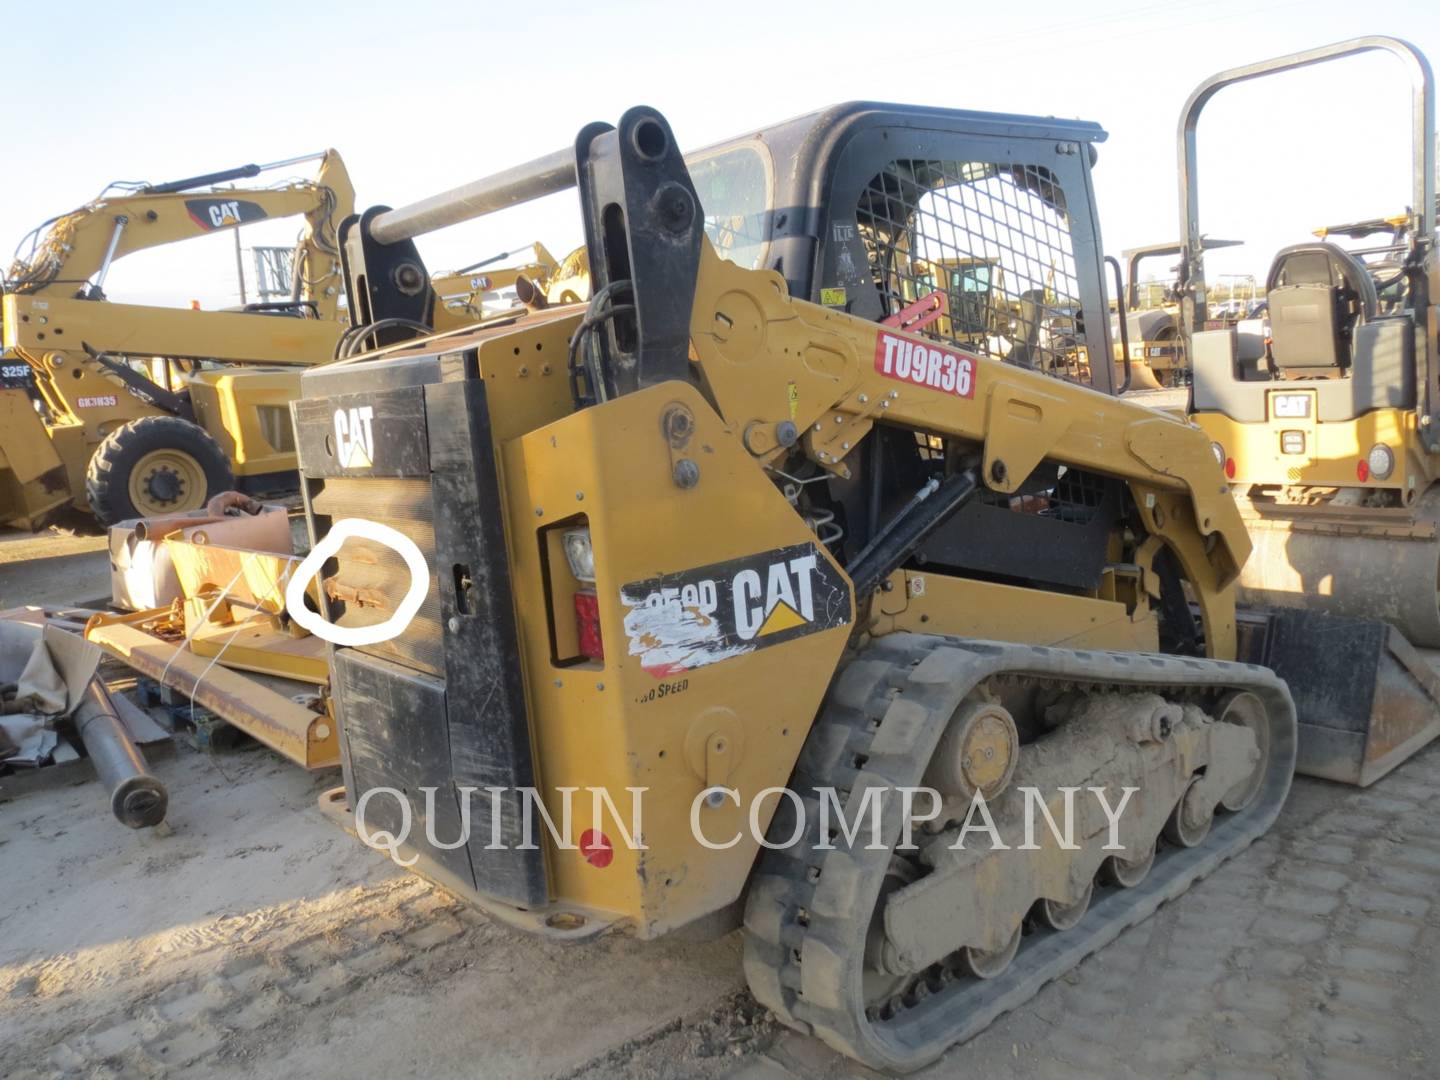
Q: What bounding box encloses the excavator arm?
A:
[4,150,354,321]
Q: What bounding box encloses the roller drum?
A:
[1236,486,1440,647]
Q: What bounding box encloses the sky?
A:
[3,0,1436,310]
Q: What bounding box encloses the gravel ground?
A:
[2,733,1436,1079]
[0,522,110,610]
[2,519,1437,1079]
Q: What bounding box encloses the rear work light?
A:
[1366,444,1395,481]
[562,528,596,582]
[563,527,603,660]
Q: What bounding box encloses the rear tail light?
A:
[1224,457,1236,481]
[574,587,604,660]
[1356,459,1370,482]
[562,527,603,659]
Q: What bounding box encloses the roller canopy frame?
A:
[1176,36,1435,327]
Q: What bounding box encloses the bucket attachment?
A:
[1247,607,1440,786]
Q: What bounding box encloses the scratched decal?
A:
[620,542,851,678]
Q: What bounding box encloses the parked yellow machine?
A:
[430,242,592,329]
[293,105,1297,1071]
[0,151,354,527]
[1185,37,1440,783]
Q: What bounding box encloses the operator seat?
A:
[1265,242,1377,377]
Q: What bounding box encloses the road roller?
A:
[1186,36,1440,784]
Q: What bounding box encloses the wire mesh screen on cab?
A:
[858,159,1091,385]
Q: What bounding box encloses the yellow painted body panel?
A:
[187,368,303,477]
[0,389,64,484]
[492,372,853,936]
[0,390,69,526]
[1195,403,1433,497]
[873,570,1159,653]
[4,295,342,366]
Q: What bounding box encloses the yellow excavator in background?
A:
[0,151,353,527]
[1185,37,1440,784]
[430,242,591,329]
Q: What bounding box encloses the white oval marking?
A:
[285,518,428,646]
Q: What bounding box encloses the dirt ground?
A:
[2,523,1439,1079]
[3,728,1437,1079]
[0,523,111,610]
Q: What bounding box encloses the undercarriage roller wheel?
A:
[863,858,919,1008]
[923,699,1019,801]
[84,415,234,525]
[1035,879,1094,932]
[1216,691,1270,813]
[956,924,1022,980]
[1101,840,1156,888]
[1164,776,1214,848]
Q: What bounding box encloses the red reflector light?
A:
[1356,459,1370,482]
[574,588,604,660]
[1224,457,1237,480]
[580,828,613,868]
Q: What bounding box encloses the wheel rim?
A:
[1103,840,1156,888]
[1037,879,1094,931]
[1218,691,1270,813]
[957,924,1021,979]
[127,448,207,516]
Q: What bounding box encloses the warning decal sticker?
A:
[620,542,851,678]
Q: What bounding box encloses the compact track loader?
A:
[0,152,354,527]
[1186,37,1440,784]
[294,105,1295,1070]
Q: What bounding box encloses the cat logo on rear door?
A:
[333,405,375,469]
[620,542,851,678]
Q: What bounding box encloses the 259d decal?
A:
[620,543,851,678]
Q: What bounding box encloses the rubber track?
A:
[741,633,1297,1073]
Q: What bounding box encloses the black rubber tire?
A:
[84,415,234,525]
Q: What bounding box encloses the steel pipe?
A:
[73,682,168,829]
[370,148,577,246]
